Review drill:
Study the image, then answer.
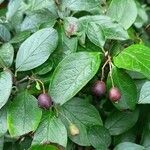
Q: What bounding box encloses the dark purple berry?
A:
[38,93,52,109]
[109,87,121,102]
[92,80,106,97]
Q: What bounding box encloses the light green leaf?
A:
[62,0,102,11]
[0,24,11,42]
[114,142,145,150]
[136,80,150,104]
[21,10,56,32]
[0,43,14,68]
[79,15,129,48]
[0,70,12,109]
[49,52,101,105]
[88,126,111,149]
[0,0,4,4]
[7,92,42,137]
[113,44,150,79]
[29,145,59,150]
[60,97,102,146]
[107,0,137,29]
[32,111,67,147]
[107,67,137,110]
[16,28,58,71]
[0,107,7,137]
[105,109,139,136]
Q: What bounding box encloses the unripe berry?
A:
[38,93,52,109]
[92,80,106,97]
[69,123,79,136]
[109,87,121,102]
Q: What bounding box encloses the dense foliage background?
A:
[0,0,150,150]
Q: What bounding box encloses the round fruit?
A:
[69,123,79,136]
[92,80,106,97]
[109,87,121,102]
[38,93,52,109]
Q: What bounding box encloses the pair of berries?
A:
[92,80,121,102]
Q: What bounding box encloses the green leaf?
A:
[0,43,14,68]
[0,107,7,137]
[61,0,102,11]
[51,25,78,66]
[136,80,150,104]
[60,97,102,146]
[88,125,111,149]
[107,0,137,29]
[21,10,56,32]
[10,31,31,44]
[107,67,137,110]
[16,28,58,71]
[7,92,42,137]
[105,109,139,136]
[49,52,101,105]
[114,142,145,150]
[79,15,129,48]
[0,24,11,42]
[0,0,4,4]
[32,111,67,147]
[0,70,12,109]
[113,44,150,79]
[29,145,59,150]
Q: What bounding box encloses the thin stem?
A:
[108,56,114,87]
[101,59,109,81]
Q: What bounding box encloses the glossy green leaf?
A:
[0,71,12,109]
[16,28,58,71]
[49,52,101,105]
[107,0,137,29]
[107,67,137,110]
[114,142,145,150]
[7,92,42,137]
[0,24,11,42]
[88,126,111,149]
[114,44,150,79]
[32,111,67,147]
[79,15,129,48]
[0,107,7,137]
[60,97,102,146]
[105,109,139,135]
[29,145,59,150]
[0,43,14,68]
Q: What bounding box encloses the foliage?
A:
[0,0,150,150]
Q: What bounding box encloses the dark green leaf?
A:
[49,52,101,105]
[7,92,42,137]
[88,125,111,149]
[0,70,12,109]
[105,109,139,135]
[114,142,145,150]
[0,136,4,150]
[16,28,58,71]
[32,111,67,147]
[107,67,137,110]
[60,97,102,146]
[0,43,14,68]
[113,44,150,79]
[107,0,137,29]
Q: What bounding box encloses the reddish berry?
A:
[92,80,106,97]
[38,93,52,109]
[109,87,121,102]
